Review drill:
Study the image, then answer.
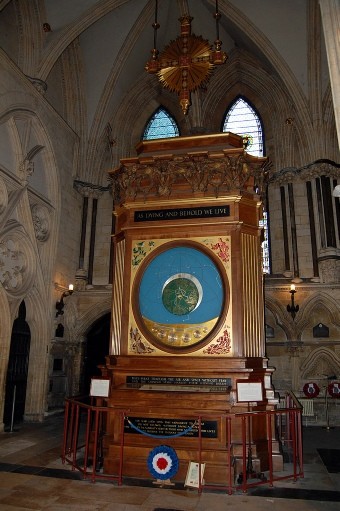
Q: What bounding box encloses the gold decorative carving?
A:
[130,327,155,354]
[111,151,269,202]
[142,316,218,349]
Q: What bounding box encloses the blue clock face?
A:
[135,244,227,351]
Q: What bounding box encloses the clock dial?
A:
[162,273,202,315]
[134,244,227,352]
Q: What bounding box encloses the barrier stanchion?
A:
[8,385,17,433]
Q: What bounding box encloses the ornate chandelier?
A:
[145,1,227,115]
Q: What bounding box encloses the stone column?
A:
[73,181,108,290]
[319,0,340,148]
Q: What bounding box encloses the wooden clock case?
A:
[102,133,281,484]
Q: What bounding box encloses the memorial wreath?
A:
[328,381,340,398]
[147,445,179,480]
[303,382,320,398]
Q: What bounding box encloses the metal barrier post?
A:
[241,415,248,493]
[267,411,274,486]
[82,407,92,479]
[227,415,233,495]
[9,385,16,433]
[118,411,125,485]
[198,416,203,494]
[91,408,100,482]
[61,399,70,462]
[71,403,80,470]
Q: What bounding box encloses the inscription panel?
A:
[125,417,218,438]
[134,205,230,222]
[126,376,231,387]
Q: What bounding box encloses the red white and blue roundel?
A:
[147,445,179,480]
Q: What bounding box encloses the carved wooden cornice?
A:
[110,150,270,203]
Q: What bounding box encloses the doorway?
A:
[82,313,110,394]
[4,301,31,426]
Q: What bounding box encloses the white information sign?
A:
[90,378,110,397]
[184,461,205,488]
[236,381,263,402]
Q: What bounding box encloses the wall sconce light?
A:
[56,284,74,317]
[287,284,299,320]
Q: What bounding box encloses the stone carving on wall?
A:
[25,75,47,95]
[0,177,9,215]
[0,223,36,297]
[18,145,45,185]
[31,204,50,241]
[0,238,25,291]
[18,159,34,184]
[73,180,108,198]
[270,159,340,185]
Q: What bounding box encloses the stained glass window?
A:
[142,107,179,140]
[222,97,263,157]
[223,97,270,273]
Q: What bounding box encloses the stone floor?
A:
[0,414,340,510]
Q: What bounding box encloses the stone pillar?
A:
[73,180,108,290]
[319,0,340,148]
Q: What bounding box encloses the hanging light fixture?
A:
[145,0,227,115]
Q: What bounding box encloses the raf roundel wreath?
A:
[147,445,179,480]
[303,382,320,398]
[328,382,340,398]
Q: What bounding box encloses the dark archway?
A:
[82,313,111,395]
[4,301,31,426]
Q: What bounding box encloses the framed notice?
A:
[184,461,205,488]
[236,380,263,403]
[90,378,110,397]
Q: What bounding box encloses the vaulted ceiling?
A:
[0,0,333,182]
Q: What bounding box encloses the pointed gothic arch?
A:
[300,347,340,381]
[4,301,31,426]
[222,96,270,273]
[222,96,264,157]
[142,106,180,140]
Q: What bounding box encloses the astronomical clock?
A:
[102,133,280,484]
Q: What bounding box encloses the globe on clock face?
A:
[133,244,227,352]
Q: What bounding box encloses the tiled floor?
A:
[0,414,340,510]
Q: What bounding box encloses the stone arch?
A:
[0,286,13,431]
[23,285,51,421]
[300,347,340,382]
[38,0,130,80]
[0,103,63,421]
[297,293,340,342]
[105,74,186,171]
[59,298,112,396]
[69,298,112,343]
[216,0,312,155]
[265,294,297,342]
[202,48,309,168]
